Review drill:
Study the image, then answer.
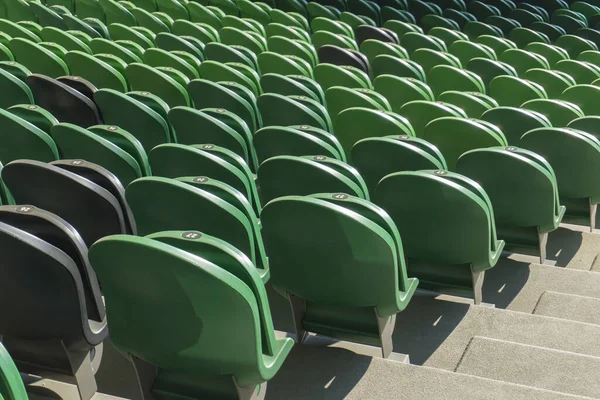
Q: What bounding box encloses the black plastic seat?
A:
[317,45,371,75]
[0,220,107,400]
[1,160,126,247]
[26,74,103,127]
[51,159,137,235]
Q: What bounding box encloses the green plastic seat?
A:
[311,30,358,52]
[489,75,547,107]
[525,42,570,69]
[371,55,425,81]
[520,127,600,230]
[568,116,600,141]
[463,20,505,41]
[261,193,417,356]
[325,86,390,122]
[400,100,467,138]
[220,27,267,55]
[131,8,170,34]
[475,35,516,56]
[509,27,549,48]
[50,123,142,186]
[578,50,600,69]
[552,13,587,34]
[427,27,468,48]
[456,146,564,263]
[188,79,260,133]
[267,36,317,67]
[88,233,292,398]
[168,106,249,164]
[171,20,219,43]
[94,88,170,152]
[411,48,461,75]
[556,59,600,84]
[373,75,433,112]
[9,37,68,78]
[467,0,500,20]
[423,117,507,170]
[64,51,127,91]
[334,107,414,159]
[142,48,199,81]
[560,84,600,116]
[437,91,498,118]
[0,68,33,108]
[375,170,504,303]
[155,33,205,61]
[259,73,322,103]
[524,68,576,98]
[486,15,520,36]
[311,17,353,38]
[465,58,517,92]
[108,23,154,49]
[571,1,600,19]
[499,48,550,76]
[449,40,496,66]
[400,32,447,55]
[100,0,136,25]
[0,108,58,163]
[124,63,189,107]
[39,28,91,54]
[511,8,543,26]
[521,98,584,127]
[7,104,57,135]
[313,63,371,91]
[254,125,344,165]
[352,135,446,193]
[186,3,222,29]
[556,34,598,58]
[428,65,485,96]
[0,19,40,42]
[0,341,27,400]
[257,93,327,131]
[481,106,551,145]
[258,155,367,203]
[149,143,260,212]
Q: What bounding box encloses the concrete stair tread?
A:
[533,291,600,325]
[266,344,595,400]
[456,336,600,399]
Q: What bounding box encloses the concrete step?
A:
[456,336,600,399]
[533,291,600,325]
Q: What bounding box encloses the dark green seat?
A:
[556,59,600,84]
[427,65,485,96]
[475,35,516,56]
[530,21,566,42]
[257,93,329,132]
[400,31,447,55]
[525,42,570,69]
[261,194,417,356]
[325,86,390,123]
[8,104,57,135]
[489,75,547,107]
[50,123,142,186]
[509,26,549,48]
[437,91,498,118]
[188,79,260,133]
[10,37,69,78]
[126,176,266,270]
[457,147,564,263]
[259,73,324,104]
[499,48,550,76]
[399,100,467,138]
[560,84,600,116]
[568,116,600,142]
[168,106,250,164]
[373,75,434,113]
[314,63,371,90]
[449,40,496,66]
[521,98,584,127]
[254,125,344,164]
[486,15,520,36]
[465,58,517,92]
[0,108,59,164]
[524,68,576,98]
[125,63,190,107]
[334,107,414,159]
[411,48,461,75]
[428,26,469,47]
[0,68,33,108]
[557,34,598,58]
[258,155,368,203]
[423,117,507,171]
[64,51,127,92]
[88,234,291,400]
[481,106,552,144]
[351,135,446,193]
[520,127,600,231]
[372,55,426,81]
[375,170,504,303]
[94,89,171,153]
[40,27,92,53]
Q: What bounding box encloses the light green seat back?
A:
[0,342,27,400]
[0,68,33,108]
[373,75,433,113]
[465,58,517,92]
[556,59,600,84]
[10,38,68,78]
[372,55,426,81]
[411,48,461,75]
[526,42,570,69]
[125,63,190,107]
[313,63,372,90]
[481,106,552,144]
[427,65,485,96]
[437,91,498,118]
[50,123,142,186]
[423,117,507,171]
[88,124,151,176]
[8,104,58,135]
[556,34,598,58]
[524,68,576,98]
[568,116,600,142]
[375,170,503,299]
[560,84,600,116]
[65,51,127,91]
[325,86,390,123]
[521,98,585,127]
[257,93,328,131]
[399,100,467,138]
[334,107,414,159]
[0,108,58,164]
[499,48,550,76]
[449,40,496,66]
[94,88,170,152]
[489,75,547,107]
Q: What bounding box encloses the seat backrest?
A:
[489,75,547,107]
[456,147,562,233]
[0,68,34,109]
[399,100,467,138]
[1,160,126,246]
[0,204,106,322]
[261,195,406,314]
[88,234,289,387]
[560,84,600,116]
[0,108,59,164]
[521,98,585,127]
[520,127,600,203]
[423,117,507,170]
[257,156,365,204]
[375,170,500,271]
[0,341,27,400]
[26,74,102,127]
